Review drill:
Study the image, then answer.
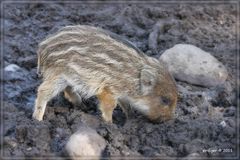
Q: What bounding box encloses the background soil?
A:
[1,1,239,159]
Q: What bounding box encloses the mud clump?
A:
[1,2,238,159]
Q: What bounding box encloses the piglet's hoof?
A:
[32,111,43,121]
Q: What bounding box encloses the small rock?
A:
[220,121,227,128]
[159,44,228,87]
[184,153,202,160]
[26,147,32,151]
[4,64,20,72]
[2,64,28,81]
[65,126,106,160]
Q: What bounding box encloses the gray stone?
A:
[2,64,28,81]
[159,44,228,87]
[220,121,227,128]
[183,153,203,160]
[4,64,21,72]
[65,126,106,160]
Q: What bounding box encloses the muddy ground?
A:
[0,1,239,159]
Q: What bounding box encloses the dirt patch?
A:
[1,2,239,159]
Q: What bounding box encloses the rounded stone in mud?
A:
[159,44,228,87]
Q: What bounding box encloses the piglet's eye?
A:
[160,97,170,105]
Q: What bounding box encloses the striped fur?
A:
[33,25,177,122]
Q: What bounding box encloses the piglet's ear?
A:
[140,66,157,95]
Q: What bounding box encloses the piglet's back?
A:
[37,25,154,95]
[38,25,148,73]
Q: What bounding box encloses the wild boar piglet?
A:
[33,25,178,123]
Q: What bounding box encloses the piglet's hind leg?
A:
[97,87,117,123]
[33,78,67,121]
